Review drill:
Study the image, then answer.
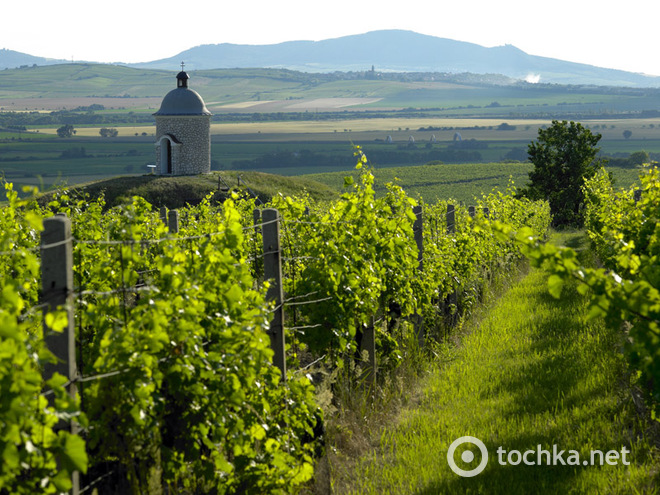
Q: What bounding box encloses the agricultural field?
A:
[24,116,660,145]
[2,64,660,117]
[0,121,652,202]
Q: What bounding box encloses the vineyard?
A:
[3,146,583,494]
[503,164,660,415]
[581,167,660,407]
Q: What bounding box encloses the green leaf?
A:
[547,274,564,299]
[45,311,68,333]
[47,372,68,390]
[586,303,607,320]
[59,432,88,474]
[23,211,43,231]
[0,319,19,339]
[51,470,73,492]
[2,442,19,470]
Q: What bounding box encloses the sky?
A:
[4,0,660,76]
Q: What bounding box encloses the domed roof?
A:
[154,71,211,116]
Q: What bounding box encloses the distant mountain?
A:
[0,48,68,69]
[3,31,660,88]
[133,30,660,88]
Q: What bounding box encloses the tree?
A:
[521,120,607,227]
[628,150,649,166]
[99,127,118,138]
[496,122,516,131]
[56,124,75,138]
[623,129,633,140]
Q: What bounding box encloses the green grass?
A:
[42,170,339,209]
[304,162,532,204]
[331,232,659,494]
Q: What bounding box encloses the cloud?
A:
[525,73,541,84]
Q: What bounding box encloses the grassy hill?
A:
[57,171,339,209]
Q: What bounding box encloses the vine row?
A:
[0,148,551,493]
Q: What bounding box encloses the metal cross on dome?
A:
[181,61,185,71]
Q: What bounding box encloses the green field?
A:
[303,162,640,205]
[0,129,648,203]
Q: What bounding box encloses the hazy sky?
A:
[4,0,660,76]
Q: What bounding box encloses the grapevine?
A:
[0,148,552,492]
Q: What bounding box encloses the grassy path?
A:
[335,232,658,494]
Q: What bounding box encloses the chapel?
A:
[153,67,212,175]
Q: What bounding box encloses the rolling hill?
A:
[2,62,660,118]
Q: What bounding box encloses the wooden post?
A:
[261,209,286,381]
[413,205,423,272]
[159,206,167,226]
[168,209,179,234]
[253,209,262,231]
[634,189,642,203]
[359,317,376,386]
[41,214,79,495]
[468,205,476,218]
[444,206,458,327]
[482,207,490,219]
[446,204,455,234]
[413,205,424,347]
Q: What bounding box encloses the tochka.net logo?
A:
[447,436,631,477]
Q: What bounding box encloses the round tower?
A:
[153,69,212,175]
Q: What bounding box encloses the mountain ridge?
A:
[131,30,660,87]
[2,30,660,88]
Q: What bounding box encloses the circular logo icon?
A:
[447,436,489,477]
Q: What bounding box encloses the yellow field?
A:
[211,118,550,135]
[29,117,660,141]
[34,126,157,137]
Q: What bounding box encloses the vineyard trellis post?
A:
[359,316,376,386]
[168,209,179,234]
[261,208,287,381]
[40,214,80,495]
[445,204,457,326]
[413,205,424,347]
[446,204,455,234]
